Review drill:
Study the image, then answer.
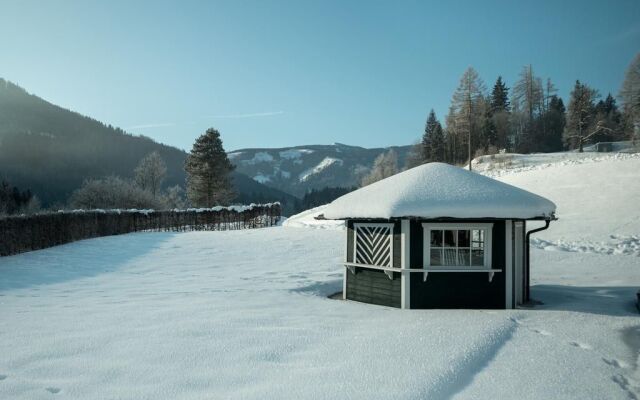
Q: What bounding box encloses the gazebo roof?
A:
[322,162,556,220]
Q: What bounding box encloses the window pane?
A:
[472,230,484,249]
[472,249,484,266]
[443,230,456,247]
[430,230,443,247]
[457,230,470,247]
[442,249,457,265]
[430,249,442,266]
[458,249,470,265]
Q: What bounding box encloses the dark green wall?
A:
[410,219,506,309]
[345,220,401,308]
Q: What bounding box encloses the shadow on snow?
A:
[0,232,178,292]
[532,284,639,317]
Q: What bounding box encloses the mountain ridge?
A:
[0,79,299,214]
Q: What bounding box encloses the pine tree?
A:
[490,76,510,113]
[564,80,598,152]
[134,151,167,198]
[543,96,566,152]
[422,110,436,162]
[592,94,623,142]
[185,128,235,206]
[430,116,446,162]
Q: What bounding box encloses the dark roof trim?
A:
[315,213,557,222]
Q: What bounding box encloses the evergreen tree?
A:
[430,116,446,162]
[422,110,446,162]
[564,80,598,152]
[422,110,436,161]
[490,76,510,113]
[592,94,623,143]
[479,108,498,151]
[184,128,235,206]
[542,96,566,152]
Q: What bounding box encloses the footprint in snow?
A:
[602,358,628,369]
[0,374,7,381]
[45,387,61,394]
[569,341,592,350]
[532,328,552,336]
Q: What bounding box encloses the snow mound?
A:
[299,157,344,182]
[323,163,556,220]
[283,205,344,230]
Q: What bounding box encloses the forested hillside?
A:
[0,79,298,213]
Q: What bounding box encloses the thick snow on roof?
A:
[323,162,556,220]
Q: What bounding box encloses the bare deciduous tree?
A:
[448,67,486,170]
[361,150,399,186]
[134,151,167,198]
[70,176,163,209]
[620,53,640,141]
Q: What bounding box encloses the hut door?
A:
[514,222,524,305]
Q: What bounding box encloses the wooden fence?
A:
[0,203,281,256]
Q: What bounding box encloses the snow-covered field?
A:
[1,151,639,399]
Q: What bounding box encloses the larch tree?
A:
[448,67,486,170]
[564,80,599,152]
[619,53,640,141]
[511,65,543,151]
[185,128,235,207]
[134,151,167,198]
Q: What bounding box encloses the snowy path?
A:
[0,228,639,399]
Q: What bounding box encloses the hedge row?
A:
[0,203,281,256]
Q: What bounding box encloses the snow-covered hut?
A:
[319,162,556,309]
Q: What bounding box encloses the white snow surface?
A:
[1,152,639,399]
[323,162,556,220]
[282,206,345,230]
[241,151,274,165]
[252,173,271,184]
[298,157,344,182]
[278,149,314,159]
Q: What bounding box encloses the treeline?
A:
[411,53,640,168]
[0,180,39,216]
[297,186,355,210]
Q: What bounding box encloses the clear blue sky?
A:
[1,0,638,152]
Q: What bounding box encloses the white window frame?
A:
[422,223,493,274]
[352,222,395,278]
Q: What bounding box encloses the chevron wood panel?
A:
[354,224,393,267]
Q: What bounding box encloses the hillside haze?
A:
[0,79,298,212]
